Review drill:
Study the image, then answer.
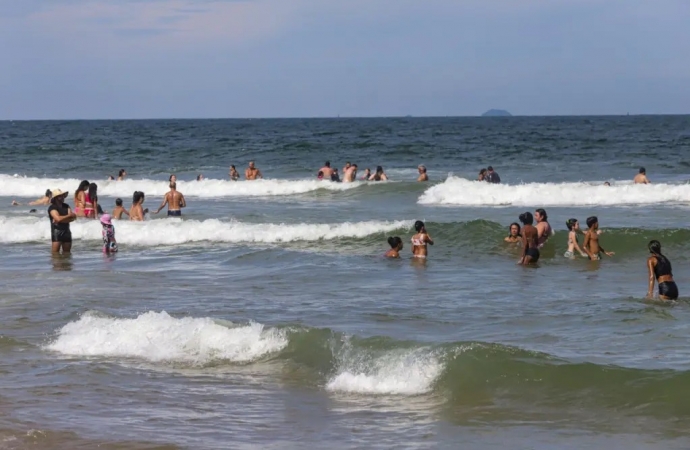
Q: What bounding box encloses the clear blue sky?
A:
[2,0,690,119]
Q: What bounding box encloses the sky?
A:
[2,0,690,119]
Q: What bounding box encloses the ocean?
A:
[1,116,690,449]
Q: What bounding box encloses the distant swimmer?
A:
[369,166,388,181]
[107,175,115,181]
[12,189,52,206]
[112,198,129,220]
[48,189,76,254]
[504,222,521,243]
[245,161,263,180]
[361,168,372,180]
[604,181,611,186]
[229,165,240,181]
[634,167,650,184]
[319,161,334,179]
[153,182,186,217]
[486,166,501,184]
[74,180,89,217]
[518,212,539,265]
[343,164,358,182]
[117,169,127,181]
[331,168,341,182]
[535,208,552,248]
[646,240,678,300]
[564,218,587,258]
[411,220,433,258]
[100,214,118,254]
[196,174,205,181]
[478,168,487,181]
[84,183,99,219]
[417,165,429,182]
[385,236,403,258]
[129,191,148,221]
[583,216,614,260]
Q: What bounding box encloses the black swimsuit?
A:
[654,256,678,299]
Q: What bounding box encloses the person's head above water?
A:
[418,165,426,173]
[133,191,145,204]
[414,220,426,233]
[604,181,611,186]
[519,212,534,225]
[565,218,579,231]
[249,161,255,168]
[325,161,331,168]
[376,166,384,174]
[586,216,598,229]
[387,236,403,249]
[115,198,123,206]
[169,174,177,182]
[196,174,204,181]
[509,223,521,236]
[479,168,487,175]
[639,167,646,174]
[535,208,548,222]
[118,169,126,177]
[488,166,494,172]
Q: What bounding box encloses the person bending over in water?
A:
[129,191,148,221]
[112,198,129,220]
[245,161,263,180]
[100,214,118,254]
[634,167,650,184]
[417,165,429,182]
[583,216,614,260]
[385,236,403,258]
[411,221,433,258]
[564,218,587,258]
[504,222,521,243]
[153,182,186,217]
[646,240,678,300]
[518,212,539,265]
[12,189,52,206]
[535,208,552,248]
[319,161,334,179]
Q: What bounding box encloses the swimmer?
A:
[331,168,341,182]
[100,214,118,254]
[504,222,521,243]
[411,220,433,258]
[129,191,148,221]
[169,174,177,183]
[486,166,501,184]
[343,162,351,175]
[74,180,89,217]
[634,167,650,184]
[245,161,263,180]
[319,161,334,179]
[196,174,204,181]
[518,212,540,265]
[361,168,371,180]
[111,198,129,220]
[417,165,428,182]
[153,182,186,217]
[535,208,552,248]
[117,169,127,181]
[12,189,52,206]
[604,181,611,186]
[583,216,614,260]
[564,218,587,258]
[385,236,403,258]
[48,189,76,254]
[229,165,240,181]
[107,175,115,181]
[369,166,388,181]
[343,164,358,182]
[646,240,678,300]
[478,168,487,181]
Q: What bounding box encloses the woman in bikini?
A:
[84,183,99,219]
[411,221,433,258]
[504,223,521,243]
[74,180,90,218]
[646,240,678,300]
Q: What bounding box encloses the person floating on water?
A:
[518,212,539,265]
[486,166,501,183]
[343,164,358,182]
[112,198,129,220]
[583,216,614,260]
[48,189,76,254]
[369,166,388,181]
[153,182,186,217]
[385,236,403,258]
[634,167,650,184]
[535,208,552,248]
[117,169,127,181]
[646,240,678,300]
[245,161,263,180]
[74,180,89,218]
[12,189,52,206]
[417,165,428,182]
[100,214,118,254]
[129,191,148,221]
[411,220,433,258]
[504,222,521,243]
[564,218,588,258]
[229,165,240,181]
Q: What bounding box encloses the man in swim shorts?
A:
[48,188,76,254]
[245,161,263,180]
[583,216,614,260]
[634,167,650,184]
[153,182,186,217]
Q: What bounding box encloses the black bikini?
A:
[654,256,678,299]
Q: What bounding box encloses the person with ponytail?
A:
[647,240,678,300]
[564,218,587,258]
[385,236,403,258]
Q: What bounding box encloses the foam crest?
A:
[0,215,409,246]
[45,311,287,364]
[326,347,443,395]
[418,177,690,206]
[0,174,360,199]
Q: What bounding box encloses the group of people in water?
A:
[315,161,430,183]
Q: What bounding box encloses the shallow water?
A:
[1,116,690,449]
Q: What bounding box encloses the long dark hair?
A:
[565,218,578,231]
[509,222,521,237]
[649,240,672,272]
[88,183,98,202]
[535,208,548,222]
[133,191,145,204]
[77,180,89,192]
[519,212,533,226]
[414,220,425,233]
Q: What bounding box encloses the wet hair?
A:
[118,169,126,177]
[586,216,598,228]
[325,161,331,167]
[565,218,578,231]
[45,189,52,198]
[535,208,548,221]
[387,236,402,248]
[639,167,646,174]
[169,174,176,182]
[376,166,384,173]
[487,166,494,171]
[414,220,425,232]
[649,239,671,264]
[509,222,521,236]
[133,191,145,204]
[88,183,98,202]
[170,182,177,189]
[519,212,533,225]
[115,198,123,206]
[77,180,90,193]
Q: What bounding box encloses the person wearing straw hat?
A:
[48,188,76,254]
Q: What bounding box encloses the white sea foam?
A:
[418,177,690,207]
[45,311,287,364]
[0,174,361,199]
[0,215,410,246]
[326,347,443,395]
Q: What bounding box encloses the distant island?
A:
[482,109,512,117]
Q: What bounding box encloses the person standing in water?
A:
[583,216,614,260]
[411,221,433,258]
[245,161,263,180]
[153,182,186,217]
[129,191,148,221]
[229,165,240,181]
[385,236,403,258]
[486,166,501,184]
[117,169,127,181]
[319,161,334,179]
[504,223,521,243]
[417,165,429,182]
[84,183,99,219]
[74,180,89,217]
[343,164,358,182]
[369,166,388,181]
[342,162,351,176]
[478,168,487,181]
[112,198,129,220]
[634,167,650,184]
[361,168,371,180]
[518,212,539,265]
[535,208,552,248]
[646,240,678,300]
[100,214,118,254]
[564,218,587,258]
[48,189,76,254]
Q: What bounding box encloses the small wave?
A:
[418,177,690,206]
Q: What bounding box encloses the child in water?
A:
[564,218,587,258]
[111,198,129,220]
[385,236,403,258]
[504,223,521,243]
[583,216,614,260]
[100,214,118,254]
